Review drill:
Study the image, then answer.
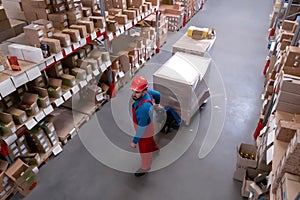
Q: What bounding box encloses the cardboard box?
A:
[0,7,8,21]
[0,112,16,136]
[46,63,64,78]
[233,167,246,182]
[9,19,27,36]
[282,20,298,33]
[28,127,52,153]
[131,0,144,7]
[276,120,299,142]
[61,53,78,67]
[0,19,12,31]
[278,74,300,95]
[69,24,88,38]
[39,120,59,146]
[62,28,81,42]
[32,19,53,30]
[5,158,37,194]
[280,173,300,200]
[78,20,94,33]
[5,107,27,125]
[107,20,118,32]
[37,95,50,108]
[108,8,122,16]
[82,7,92,17]
[89,16,105,28]
[52,20,69,30]
[71,67,87,80]
[52,33,71,47]
[66,10,82,21]
[23,24,44,46]
[81,44,93,55]
[123,10,136,20]
[19,93,39,116]
[113,0,127,10]
[236,143,257,169]
[0,160,8,182]
[47,78,63,98]
[0,28,16,43]
[21,45,44,63]
[115,14,128,24]
[60,74,76,87]
[48,12,67,22]
[19,153,41,167]
[41,38,61,54]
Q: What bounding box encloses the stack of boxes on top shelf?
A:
[234,15,300,199]
[159,1,184,31]
[0,7,16,43]
[144,12,168,47]
[103,0,158,33]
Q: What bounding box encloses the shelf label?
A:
[105,61,112,67]
[63,91,72,101]
[25,118,37,130]
[80,38,87,47]
[71,85,80,94]
[44,105,54,115]
[125,22,132,30]
[96,93,104,101]
[70,128,77,138]
[72,42,80,50]
[46,57,55,66]
[52,144,63,156]
[38,62,47,71]
[118,71,125,78]
[98,35,104,41]
[100,28,105,33]
[133,19,138,25]
[115,30,121,37]
[91,31,97,40]
[86,74,92,82]
[4,134,18,146]
[119,26,125,34]
[80,80,88,88]
[137,16,142,21]
[64,46,72,55]
[34,111,46,122]
[93,69,100,76]
[55,52,64,61]
[108,33,114,41]
[54,97,64,107]
[26,66,41,81]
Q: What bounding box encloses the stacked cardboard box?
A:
[273,72,300,114]
[39,121,59,147]
[159,4,184,31]
[27,127,52,154]
[272,129,300,194]
[8,135,31,161]
[0,7,15,43]
[2,0,26,21]
[153,52,211,125]
[0,160,15,200]
[0,112,16,138]
[5,158,37,196]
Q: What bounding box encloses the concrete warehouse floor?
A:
[11,0,273,199]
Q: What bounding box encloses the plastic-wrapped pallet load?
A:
[153,52,211,125]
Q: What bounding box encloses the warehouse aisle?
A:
[12,0,273,199]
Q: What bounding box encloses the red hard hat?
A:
[130,76,148,92]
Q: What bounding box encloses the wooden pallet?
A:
[38,143,62,167]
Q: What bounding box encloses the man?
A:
[130,76,160,177]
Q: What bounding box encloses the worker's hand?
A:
[130,142,137,148]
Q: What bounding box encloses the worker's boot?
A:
[134,168,150,177]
